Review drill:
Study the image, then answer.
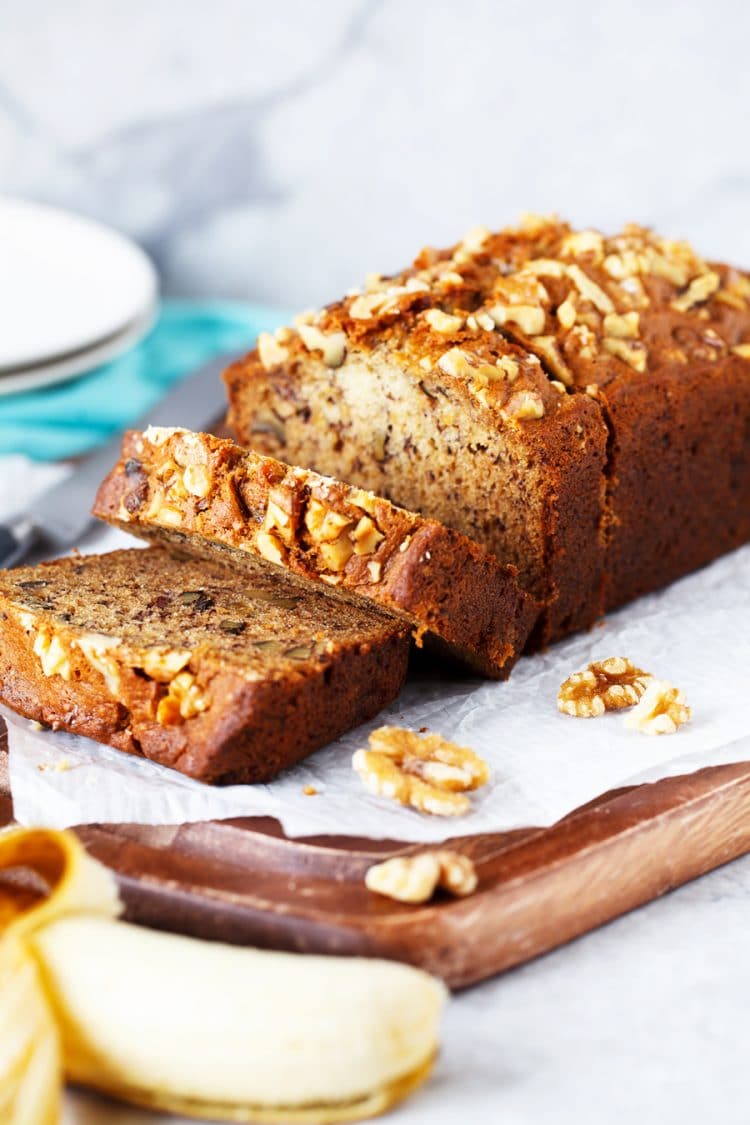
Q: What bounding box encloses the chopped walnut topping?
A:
[437,347,473,378]
[560,230,604,262]
[603,311,640,338]
[504,391,545,420]
[352,726,490,817]
[293,309,317,326]
[732,343,750,359]
[475,310,496,331]
[297,324,347,367]
[569,324,598,359]
[488,303,546,335]
[453,225,491,263]
[524,258,567,279]
[367,559,383,582]
[566,264,614,314]
[604,336,648,373]
[671,271,720,313]
[495,355,520,382]
[603,250,642,280]
[530,335,572,385]
[424,308,464,334]
[624,679,691,735]
[558,657,652,717]
[556,298,577,330]
[257,331,289,370]
[365,850,478,904]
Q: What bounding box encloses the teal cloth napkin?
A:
[0,299,290,461]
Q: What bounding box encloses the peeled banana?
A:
[0,827,446,1124]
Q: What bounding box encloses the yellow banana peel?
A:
[0,827,445,1124]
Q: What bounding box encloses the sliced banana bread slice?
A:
[0,548,409,784]
[93,428,539,679]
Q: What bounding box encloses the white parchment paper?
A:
[7,542,750,842]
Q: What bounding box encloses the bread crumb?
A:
[303,784,318,796]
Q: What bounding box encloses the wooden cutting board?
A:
[3,720,750,990]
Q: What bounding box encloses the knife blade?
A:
[0,352,234,567]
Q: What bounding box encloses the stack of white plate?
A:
[0,198,158,396]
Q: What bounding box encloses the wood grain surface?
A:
[3,719,750,989]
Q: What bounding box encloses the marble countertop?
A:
[3,0,750,1120]
[2,0,750,309]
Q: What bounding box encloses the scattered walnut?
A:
[731,343,750,359]
[367,559,383,582]
[624,679,691,735]
[558,657,652,718]
[352,726,490,817]
[365,850,478,904]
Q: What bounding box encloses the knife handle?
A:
[0,518,38,569]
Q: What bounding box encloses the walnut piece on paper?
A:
[352,726,490,817]
[558,656,652,717]
[624,679,691,735]
[365,850,478,904]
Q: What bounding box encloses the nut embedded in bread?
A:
[224,215,750,644]
[93,427,539,679]
[0,548,410,784]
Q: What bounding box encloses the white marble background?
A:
[3,3,750,1122]
[2,0,750,308]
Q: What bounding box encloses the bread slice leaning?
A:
[0,548,410,784]
[93,428,539,679]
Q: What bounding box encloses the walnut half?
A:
[558,657,652,717]
[365,851,478,904]
[624,679,691,735]
[352,726,490,817]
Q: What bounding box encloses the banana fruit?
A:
[0,827,446,1124]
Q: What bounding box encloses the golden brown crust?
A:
[93,429,539,678]
[0,549,410,784]
[224,215,750,637]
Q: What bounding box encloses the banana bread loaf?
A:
[93,427,539,678]
[0,548,410,784]
[224,216,750,640]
